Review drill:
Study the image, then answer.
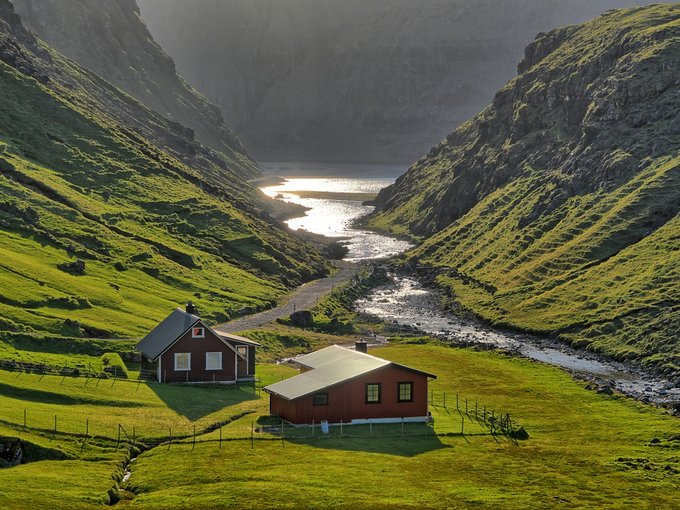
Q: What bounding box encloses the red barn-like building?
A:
[264,345,436,425]
[136,304,259,383]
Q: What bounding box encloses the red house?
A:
[136,303,259,383]
[264,344,436,425]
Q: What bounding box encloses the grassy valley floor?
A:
[0,344,677,509]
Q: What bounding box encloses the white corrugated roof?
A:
[264,345,435,401]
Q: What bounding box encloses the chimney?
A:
[355,341,368,353]
[186,301,197,315]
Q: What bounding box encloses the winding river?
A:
[261,163,680,406]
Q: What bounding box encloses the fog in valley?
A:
[138,0,650,164]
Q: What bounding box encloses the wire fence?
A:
[427,389,523,442]
[1,397,523,456]
[0,357,131,380]
[1,361,524,451]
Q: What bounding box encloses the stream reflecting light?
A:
[262,177,412,261]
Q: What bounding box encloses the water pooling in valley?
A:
[261,163,679,406]
[260,165,413,261]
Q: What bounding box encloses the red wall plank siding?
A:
[160,326,237,383]
[271,365,430,424]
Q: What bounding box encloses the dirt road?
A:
[214,262,362,334]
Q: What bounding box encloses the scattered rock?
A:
[290,310,314,327]
[57,258,86,275]
[0,437,23,468]
[510,426,530,440]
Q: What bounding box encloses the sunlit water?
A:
[357,276,680,404]
[261,169,412,261]
[261,162,678,404]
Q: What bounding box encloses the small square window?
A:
[313,393,329,406]
[192,327,205,338]
[206,352,222,371]
[398,382,413,402]
[174,353,191,371]
[365,383,381,404]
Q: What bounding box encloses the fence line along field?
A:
[1,344,678,509]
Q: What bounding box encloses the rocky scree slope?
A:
[138,0,646,163]
[0,0,326,339]
[12,0,259,182]
[368,5,680,372]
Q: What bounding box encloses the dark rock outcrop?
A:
[368,5,680,371]
[12,0,258,180]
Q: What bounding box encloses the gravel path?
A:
[214,262,362,334]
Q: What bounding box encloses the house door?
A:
[236,346,248,377]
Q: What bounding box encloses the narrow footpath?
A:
[214,261,362,334]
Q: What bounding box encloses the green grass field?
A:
[0,344,677,509]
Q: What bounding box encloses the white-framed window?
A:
[174,352,191,371]
[205,352,222,371]
[192,326,205,338]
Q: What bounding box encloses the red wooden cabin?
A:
[136,303,259,383]
[264,345,436,425]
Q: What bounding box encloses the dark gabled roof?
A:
[136,308,200,360]
[264,345,436,401]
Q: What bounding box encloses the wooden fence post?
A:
[456,394,459,410]
[443,392,446,409]
[168,428,172,450]
[53,415,57,439]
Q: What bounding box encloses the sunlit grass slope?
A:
[0,344,677,508]
[368,5,680,370]
[0,4,326,338]
[122,345,678,509]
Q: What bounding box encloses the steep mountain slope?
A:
[12,0,259,181]
[138,0,646,163]
[368,5,680,371]
[0,0,325,339]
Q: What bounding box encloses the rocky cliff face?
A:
[138,0,646,163]
[0,0,325,337]
[368,5,680,370]
[12,0,258,179]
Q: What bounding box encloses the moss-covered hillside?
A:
[368,5,679,371]
[0,0,326,339]
[13,0,259,182]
